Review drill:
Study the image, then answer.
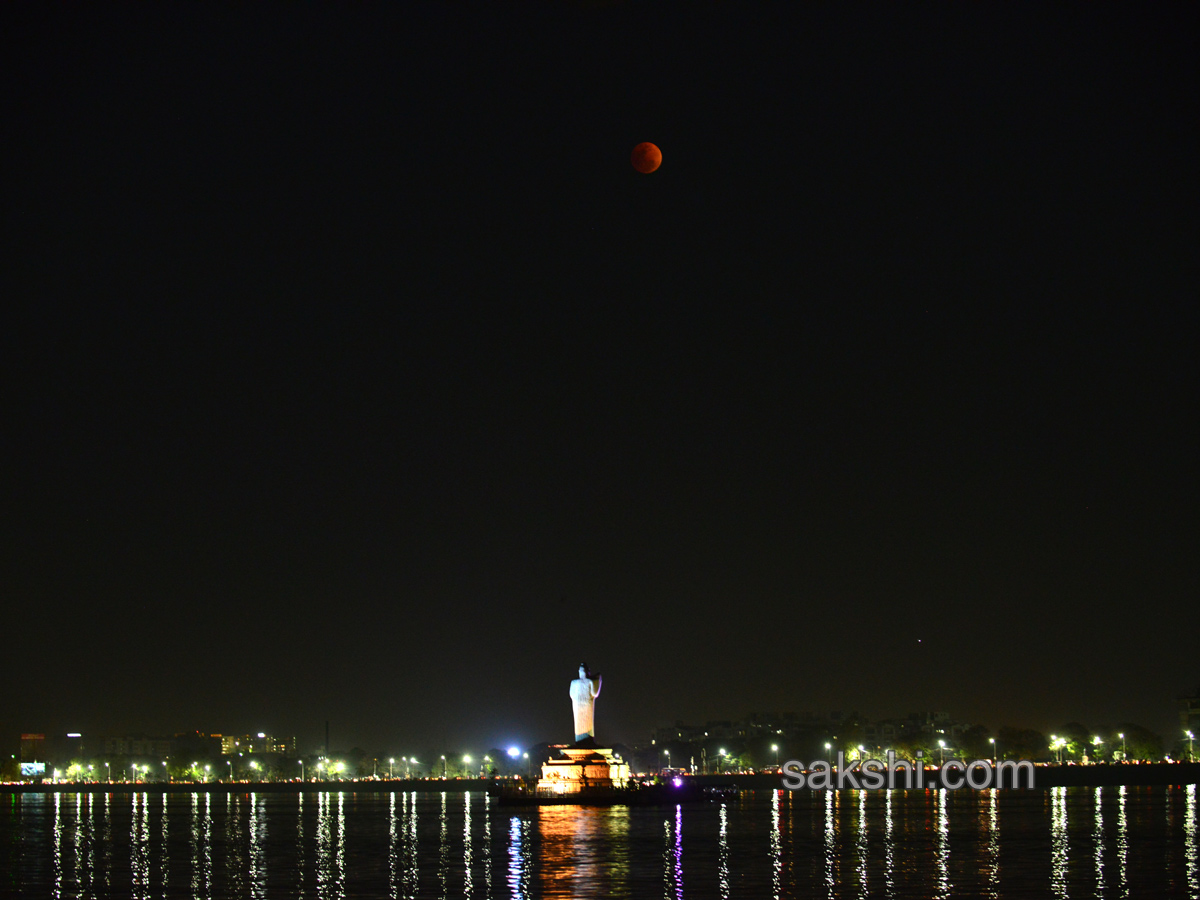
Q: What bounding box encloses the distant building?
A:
[1181,688,1200,734]
[104,735,174,757]
[173,731,223,759]
[61,732,85,761]
[20,734,45,762]
[16,733,86,765]
[221,733,296,756]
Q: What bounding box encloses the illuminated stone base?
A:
[538,744,631,794]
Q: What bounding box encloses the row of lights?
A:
[661,729,1200,770]
[50,729,1200,782]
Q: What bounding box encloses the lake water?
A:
[1,785,1197,898]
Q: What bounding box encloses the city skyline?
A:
[12,687,1198,773]
[4,5,1196,754]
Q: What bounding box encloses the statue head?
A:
[578,663,588,678]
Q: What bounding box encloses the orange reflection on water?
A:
[536,805,630,898]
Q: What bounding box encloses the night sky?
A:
[4,3,1197,756]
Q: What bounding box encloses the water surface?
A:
[1,785,1196,898]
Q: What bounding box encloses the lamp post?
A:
[389,758,395,779]
[204,764,211,783]
[1118,733,1125,760]
[1050,736,1065,764]
[989,737,997,763]
[104,762,110,783]
[227,759,234,782]
[1187,731,1195,762]
[299,760,305,781]
[663,749,670,772]
[938,740,946,767]
[824,742,832,764]
[523,752,530,778]
[130,763,137,783]
[441,755,447,778]
[1092,736,1104,763]
[772,744,779,768]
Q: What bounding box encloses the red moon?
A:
[631,142,662,174]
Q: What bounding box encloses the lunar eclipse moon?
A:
[631,142,662,174]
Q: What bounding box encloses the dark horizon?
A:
[4,4,1197,755]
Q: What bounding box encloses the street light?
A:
[1050,736,1065,764]
[441,755,447,778]
[130,763,137,783]
[1118,733,1125,760]
[772,744,780,768]
[299,760,305,781]
[228,760,234,781]
[664,749,671,772]
[938,740,946,766]
[989,737,997,763]
[389,758,395,778]
[1092,736,1104,763]
[1187,731,1195,762]
[204,764,211,783]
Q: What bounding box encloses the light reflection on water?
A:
[884,789,895,897]
[3,786,1200,898]
[986,788,999,899]
[824,787,837,896]
[717,802,729,899]
[1173,782,1199,900]
[1186,783,1197,898]
[777,792,787,897]
[853,789,866,899]
[463,791,473,898]
[132,792,150,899]
[934,788,950,899]
[1117,785,1128,898]
[438,790,449,898]
[1051,785,1069,899]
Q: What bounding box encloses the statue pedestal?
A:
[537,742,631,794]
